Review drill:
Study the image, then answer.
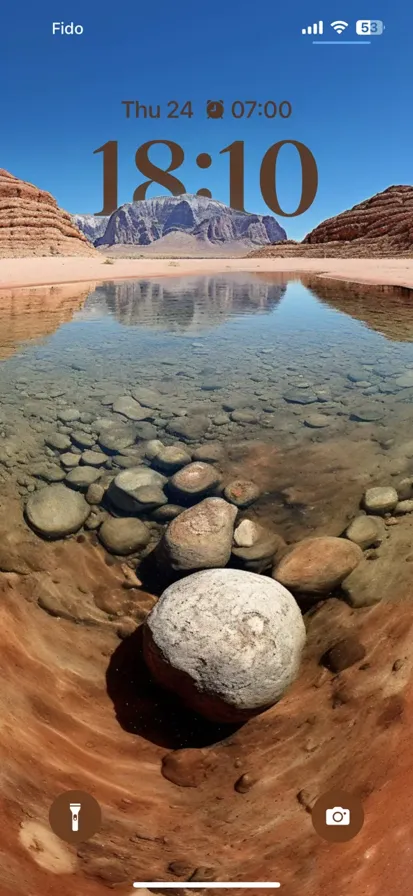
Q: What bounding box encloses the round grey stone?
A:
[26,484,90,539]
[162,497,238,571]
[166,415,210,442]
[133,485,168,510]
[224,479,260,508]
[98,425,138,454]
[231,410,260,424]
[70,431,97,449]
[154,446,192,473]
[81,450,107,467]
[345,515,382,549]
[144,439,164,460]
[98,517,151,555]
[192,443,224,463]
[151,504,185,522]
[108,466,167,513]
[66,466,101,491]
[144,569,306,722]
[304,414,330,428]
[60,452,81,469]
[169,462,221,502]
[283,390,318,405]
[46,433,71,451]
[86,482,106,505]
[58,408,81,423]
[363,486,398,515]
[131,387,162,408]
[113,396,152,421]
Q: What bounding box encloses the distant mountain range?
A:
[73,195,287,254]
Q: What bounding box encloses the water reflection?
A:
[0,284,92,360]
[305,277,413,342]
[74,275,288,334]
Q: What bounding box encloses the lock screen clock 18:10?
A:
[94,139,318,218]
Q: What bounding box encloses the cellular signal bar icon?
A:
[302,21,323,35]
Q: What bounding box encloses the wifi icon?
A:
[330,20,349,34]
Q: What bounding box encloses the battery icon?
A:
[356,20,384,35]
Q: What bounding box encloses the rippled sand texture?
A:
[1,274,413,894]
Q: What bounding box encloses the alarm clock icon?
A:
[206,100,224,119]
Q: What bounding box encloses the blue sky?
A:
[1,1,411,238]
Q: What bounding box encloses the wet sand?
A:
[2,256,413,292]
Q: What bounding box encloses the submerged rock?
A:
[25,484,90,538]
[112,396,152,421]
[232,519,285,572]
[143,568,306,722]
[108,466,167,513]
[161,497,237,571]
[363,486,398,515]
[224,479,260,508]
[166,415,210,442]
[65,466,101,491]
[169,462,222,502]
[322,636,366,673]
[98,517,150,555]
[153,445,192,473]
[273,536,362,594]
[345,515,383,549]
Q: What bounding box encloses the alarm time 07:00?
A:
[121,99,292,120]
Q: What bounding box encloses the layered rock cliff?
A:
[250,186,413,258]
[0,169,96,257]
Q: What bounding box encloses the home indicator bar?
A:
[133,884,281,889]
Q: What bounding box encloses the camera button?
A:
[311,789,364,842]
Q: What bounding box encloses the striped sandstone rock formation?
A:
[0,169,96,257]
[250,186,413,258]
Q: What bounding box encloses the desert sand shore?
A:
[1,255,413,292]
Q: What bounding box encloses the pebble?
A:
[98,517,151,555]
[58,408,81,423]
[395,500,413,514]
[60,452,81,469]
[224,479,260,508]
[99,425,138,454]
[169,462,222,502]
[234,774,257,794]
[70,431,97,449]
[283,389,318,405]
[274,536,362,594]
[153,445,192,473]
[166,415,210,442]
[108,466,167,513]
[322,636,366,673]
[151,504,185,522]
[192,443,224,463]
[304,413,330,428]
[66,466,101,490]
[81,449,107,467]
[363,486,398,514]
[231,410,260,424]
[25,484,90,538]
[112,396,151,421]
[144,439,164,460]
[46,433,71,451]
[345,515,382,549]
[86,483,106,505]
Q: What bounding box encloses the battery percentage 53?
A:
[356,20,385,35]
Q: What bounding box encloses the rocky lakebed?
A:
[2,273,413,893]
